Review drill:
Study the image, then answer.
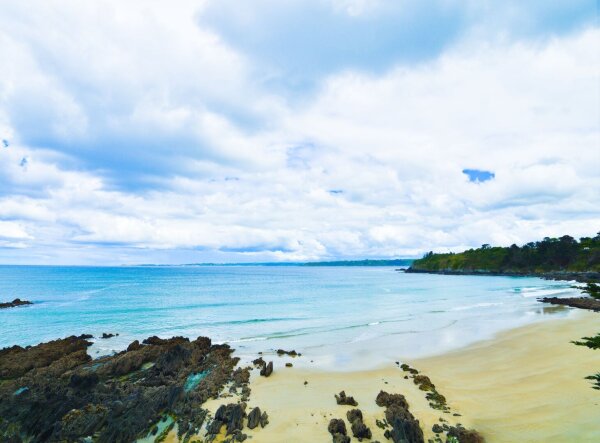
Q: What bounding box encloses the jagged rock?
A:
[375,391,408,409]
[260,361,273,377]
[333,434,351,443]
[351,420,372,440]
[247,407,261,429]
[126,340,142,352]
[328,418,350,443]
[376,391,424,443]
[432,423,444,434]
[101,332,117,339]
[259,411,269,428]
[206,419,224,434]
[253,356,265,367]
[0,335,238,442]
[540,296,600,312]
[276,349,299,357]
[69,373,99,390]
[447,425,485,443]
[0,298,33,309]
[413,374,435,391]
[346,408,363,423]
[328,418,347,435]
[346,409,371,440]
[335,390,358,406]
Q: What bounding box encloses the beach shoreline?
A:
[198,308,600,442]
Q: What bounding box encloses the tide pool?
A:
[0,265,581,370]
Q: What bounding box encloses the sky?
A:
[0,0,598,265]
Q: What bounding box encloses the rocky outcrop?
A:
[539,296,600,312]
[447,425,485,443]
[0,334,240,442]
[328,418,350,443]
[100,332,118,339]
[375,390,424,443]
[0,298,33,309]
[335,390,358,406]
[259,361,273,377]
[276,349,300,357]
[346,409,371,440]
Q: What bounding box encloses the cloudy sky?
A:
[0,1,598,264]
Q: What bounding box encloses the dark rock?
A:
[376,391,424,443]
[432,423,444,434]
[413,375,435,391]
[447,425,485,443]
[0,298,33,309]
[328,418,347,435]
[335,390,358,406]
[206,419,224,435]
[375,390,408,409]
[126,340,142,352]
[259,410,269,428]
[260,361,273,377]
[0,334,238,442]
[276,349,299,357]
[351,419,372,440]
[285,362,293,367]
[253,357,265,367]
[333,434,351,443]
[346,408,363,423]
[101,333,116,339]
[69,373,99,390]
[247,406,261,429]
[539,296,600,312]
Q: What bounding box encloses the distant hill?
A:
[408,233,600,281]
[303,259,413,267]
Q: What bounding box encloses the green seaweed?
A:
[572,333,600,350]
[585,373,600,390]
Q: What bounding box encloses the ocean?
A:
[0,265,581,369]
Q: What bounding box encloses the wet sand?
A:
[201,310,599,442]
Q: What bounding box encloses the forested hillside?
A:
[410,234,600,274]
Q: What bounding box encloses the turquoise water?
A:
[0,266,580,369]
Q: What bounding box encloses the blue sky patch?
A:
[463,169,495,183]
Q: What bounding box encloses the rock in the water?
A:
[335,390,358,406]
[0,298,33,309]
[276,349,299,357]
[285,362,293,367]
[247,407,261,429]
[101,332,117,339]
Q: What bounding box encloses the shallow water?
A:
[0,265,581,369]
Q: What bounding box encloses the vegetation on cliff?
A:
[410,233,600,274]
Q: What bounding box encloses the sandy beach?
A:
[201,310,599,442]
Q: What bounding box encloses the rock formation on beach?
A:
[0,334,258,442]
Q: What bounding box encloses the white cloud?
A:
[0,2,597,264]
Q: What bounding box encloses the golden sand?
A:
[196,310,600,442]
